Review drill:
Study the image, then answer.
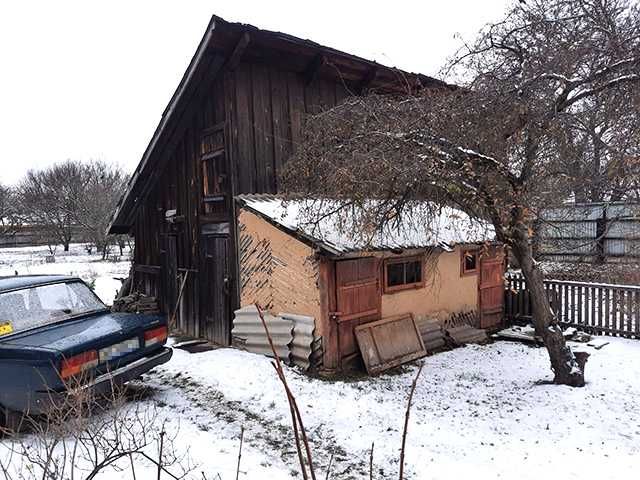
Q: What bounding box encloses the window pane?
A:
[405,261,422,284]
[464,252,477,271]
[0,282,105,335]
[387,263,405,287]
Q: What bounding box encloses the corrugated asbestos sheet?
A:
[282,313,322,370]
[232,305,293,360]
[232,307,321,370]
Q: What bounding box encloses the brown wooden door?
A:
[334,257,381,368]
[200,235,232,345]
[478,247,505,329]
[161,234,178,325]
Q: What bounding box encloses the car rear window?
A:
[0,281,106,336]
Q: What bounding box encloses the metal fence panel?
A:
[538,203,640,262]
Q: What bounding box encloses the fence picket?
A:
[624,292,633,337]
[576,285,583,326]
[604,289,611,333]
[589,286,595,330]
[635,291,640,337]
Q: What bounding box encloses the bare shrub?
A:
[0,374,197,480]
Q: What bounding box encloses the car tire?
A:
[0,405,25,435]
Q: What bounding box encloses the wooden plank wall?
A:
[225,61,351,195]
[132,57,354,343]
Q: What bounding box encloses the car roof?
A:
[0,275,82,293]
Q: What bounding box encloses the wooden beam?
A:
[304,54,327,86]
[226,32,251,71]
[357,66,378,94]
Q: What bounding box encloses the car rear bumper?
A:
[31,347,173,415]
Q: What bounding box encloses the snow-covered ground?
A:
[1,245,639,479]
[0,243,131,305]
[143,338,640,480]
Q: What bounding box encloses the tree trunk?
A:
[510,222,586,387]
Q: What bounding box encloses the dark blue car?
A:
[0,275,172,430]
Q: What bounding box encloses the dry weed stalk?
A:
[255,303,317,480]
[399,363,424,480]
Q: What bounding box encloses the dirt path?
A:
[144,368,373,479]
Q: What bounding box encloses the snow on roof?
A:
[237,195,495,255]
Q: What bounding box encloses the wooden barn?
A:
[108,15,505,371]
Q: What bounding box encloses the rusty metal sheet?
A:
[355,314,426,375]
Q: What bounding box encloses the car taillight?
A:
[144,326,168,347]
[60,351,99,379]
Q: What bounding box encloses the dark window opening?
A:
[200,130,228,217]
[384,257,424,292]
[461,250,478,275]
[387,263,406,287]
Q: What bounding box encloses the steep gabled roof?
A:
[108,15,450,234]
[237,195,494,256]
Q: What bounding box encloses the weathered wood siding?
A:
[225,62,350,195]
[131,57,352,344]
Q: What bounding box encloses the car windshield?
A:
[0,281,106,336]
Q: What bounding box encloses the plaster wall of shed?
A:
[380,247,478,323]
[237,209,322,326]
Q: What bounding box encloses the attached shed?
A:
[107,14,452,347]
[236,196,504,371]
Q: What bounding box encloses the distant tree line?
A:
[0,159,129,258]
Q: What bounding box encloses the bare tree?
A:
[561,92,640,202]
[283,0,640,386]
[0,376,197,480]
[74,160,129,259]
[16,160,129,255]
[0,184,21,237]
[17,161,85,252]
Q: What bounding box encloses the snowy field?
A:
[1,245,639,479]
[0,243,131,305]
[5,339,638,480]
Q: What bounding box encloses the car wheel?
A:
[0,405,25,435]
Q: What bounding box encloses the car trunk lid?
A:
[4,311,167,382]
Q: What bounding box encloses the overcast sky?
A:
[0,0,510,185]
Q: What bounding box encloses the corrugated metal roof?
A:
[237,195,494,255]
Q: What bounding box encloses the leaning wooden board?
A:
[355,314,427,375]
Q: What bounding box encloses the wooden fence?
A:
[505,272,640,338]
